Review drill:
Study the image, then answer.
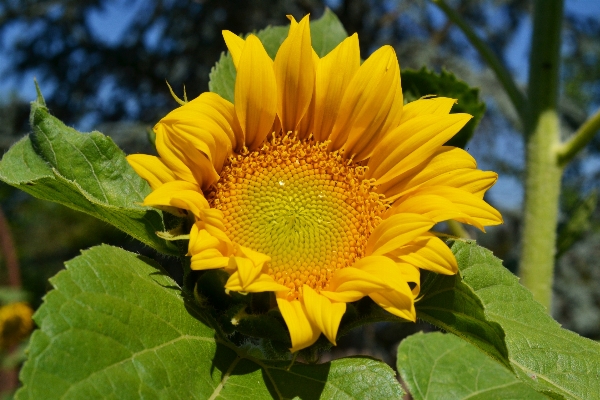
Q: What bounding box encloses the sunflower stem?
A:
[556,107,600,167]
[519,0,564,310]
[447,220,471,239]
[430,0,527,125]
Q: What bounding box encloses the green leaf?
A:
[306,9,348,57]
[416,258,510,369]
[419,241,600,399]
[0,102,178,255]
[401,68,486,148]
[397,332,547,400]
[208,51,236,103]
[17,245,403,399]
[209,10,348,103]
[256,25,289,59]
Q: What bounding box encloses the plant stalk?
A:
[519,0,564,310]
[557,108,600,166]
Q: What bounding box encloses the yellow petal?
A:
[234,248,269,288]
[277,296,321,352]
[190,249,229,271]
[327,45,400,158]
[359,83,403,160]
[188,223,221,256]
[274,15,315,134]
[235,34,278,150]
[224,246,289,293]
[396,262,421,297]
[369,291,416,321]
[312,34,360,142]
[366,213,435,256]
[384,193,470,227]
[399,186,503,230]
[156,92,237,172]
[226,271,289,293]
[397,97,457,125]
[344,57,404,161]
[321,257,395,303]
[367,113,472,185]
[392,233,458,275]
[163,136,220,190]
[162,92,237,171]
[350,257,417,321]
[412,169,498,199]
[126,154,176,190]
[356,257,414,295]
[223,30,245,69]
[154,123,197,184]
[377,146,477,201]
[143,181,209,218]
[296,49,320,140]
[302,285,346,345]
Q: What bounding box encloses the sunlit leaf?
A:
[398,332,546,400]
[0,100,178,255]
[17,245,403,399]
[418,241,600,399]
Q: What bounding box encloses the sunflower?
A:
[0,302,34,349]
[127,15,502,352]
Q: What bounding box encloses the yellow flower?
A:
[127,15,502,352]
[0,302,34,349]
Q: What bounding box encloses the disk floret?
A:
[209,133,386,300]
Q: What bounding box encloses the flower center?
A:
[209,134,386,299]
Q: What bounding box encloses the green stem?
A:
[447,220,471,239]
[431,0,527,125]
[556,108,600,167]
[519,0,564,310]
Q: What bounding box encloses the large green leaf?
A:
[416,256,509,368]
[397,332,546,400]
[17,245,403,399]
[209,9,348,103]
[419,241,600,399]
[401,68,486,148]
[0,99,177,255]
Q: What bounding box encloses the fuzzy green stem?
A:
[519,0,564,310]
[556,108,600,167]
[431,0,527,125]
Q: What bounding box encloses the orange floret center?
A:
[209,134,386,299]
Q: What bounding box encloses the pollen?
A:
[209,133,386,300]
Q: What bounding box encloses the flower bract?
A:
[127,15,502,352]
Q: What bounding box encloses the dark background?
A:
[0,0,599,368]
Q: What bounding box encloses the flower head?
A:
[0,302,34,349]
[127,15,502,352]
